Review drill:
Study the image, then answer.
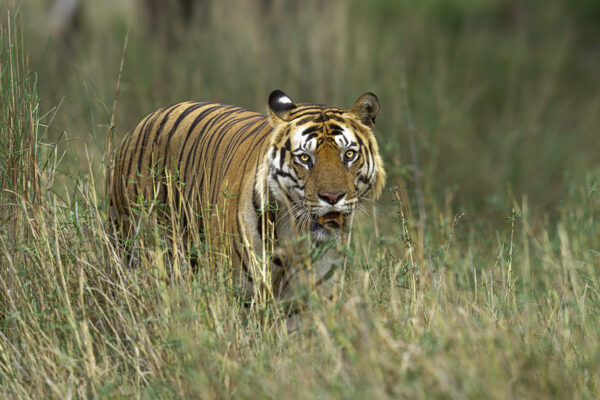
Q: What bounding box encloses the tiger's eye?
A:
[299,154,310,162]
[345,150,355,159]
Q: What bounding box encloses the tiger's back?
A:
[110,101,271,243]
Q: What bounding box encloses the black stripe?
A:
[137,103,180,171]
[133,115,161,199]
[210,114,264,181]
[313,114,329,123]
[305,133,318,142]
[301,126,320,135]
[135,103,181,197]
[161,102,206,171]
[179,107,234,203]
[359,181,373,197]
[329,114,346,123]
[274,169,299,183]
[278,146,286,170]
[188,108,241,201]
[365,141,374,178]
[123,112,154,192]
[180,105,234,183]
[193,108,245,197]
[221,119,270,181]
[177,104,226,172]
[220,115,264,164]
[289,106,323,116]
[355,133,364,147]
[294,116,318,125]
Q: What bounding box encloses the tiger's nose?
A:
[318,191,345,205]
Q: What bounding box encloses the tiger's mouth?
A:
[311,211,345,232]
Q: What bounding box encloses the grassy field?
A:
[1,0,600,398]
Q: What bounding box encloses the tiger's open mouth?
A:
[311,211,345,232]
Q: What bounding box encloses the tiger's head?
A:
[264,90,386,243]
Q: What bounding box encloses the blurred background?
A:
[11,0,600,229]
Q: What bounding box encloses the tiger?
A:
[108,90,385,305]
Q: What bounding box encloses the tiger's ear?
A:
[268,90,296,122]
[350,92,380,127]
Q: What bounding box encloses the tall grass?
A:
[0,1,599,398]
[0,7,40,243]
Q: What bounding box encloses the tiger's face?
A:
[265,90,386,243]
